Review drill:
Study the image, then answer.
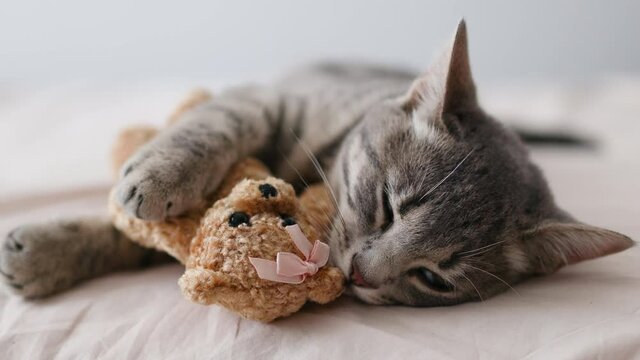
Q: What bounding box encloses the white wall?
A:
[1,0,639,85]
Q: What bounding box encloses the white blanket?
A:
[1,79,639,359]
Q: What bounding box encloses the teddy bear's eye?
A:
[280,215,296,227]
[229,212,251,227]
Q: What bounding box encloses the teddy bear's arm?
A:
[307,267,345,304]
[110,126,160,179]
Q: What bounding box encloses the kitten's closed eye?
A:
[380,183,394,231]
[411,267,454,292]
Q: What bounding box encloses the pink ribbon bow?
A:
[249,224,330,284]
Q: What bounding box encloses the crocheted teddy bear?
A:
[108,91,345,322]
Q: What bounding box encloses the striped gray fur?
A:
[1,21,633,305]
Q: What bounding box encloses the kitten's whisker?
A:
[463,257,495,270]
[288,132,348,249]
[291,130,348,231]
[278,147,311,188]
[419,148,475,202]
[458,240,506,257]
[313,207,339,238]
[459,272,483,302]
[416,157,434,194]
[278,146,343,238]
[464,264,521,297]
[459,248,498,259]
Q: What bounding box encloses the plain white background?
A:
[2,0,639,86]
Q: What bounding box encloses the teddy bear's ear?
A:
[166,89,213,126]
[213,158,272,198]
[307,267,345,304]
[179,268,230,305]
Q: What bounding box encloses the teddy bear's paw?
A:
[115,144,216,221]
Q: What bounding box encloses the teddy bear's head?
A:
[185,177,308,277]
[178,177,344,322]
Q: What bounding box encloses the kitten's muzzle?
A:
[349,256,376,289]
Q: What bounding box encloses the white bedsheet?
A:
[1,79,639,359]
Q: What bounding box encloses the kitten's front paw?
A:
[115,148,209,220]
[0,226,77,298]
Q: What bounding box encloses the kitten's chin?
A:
[349,286,387,305]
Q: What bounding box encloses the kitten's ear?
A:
[404,20,477,134]
[522,222,634,274]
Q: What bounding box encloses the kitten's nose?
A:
[350,257,376,289]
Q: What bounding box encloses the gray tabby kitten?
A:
[1,21,633,305]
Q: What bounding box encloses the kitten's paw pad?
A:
[116,179,172,220]
[3,230,24,252]
[116,153,205,220]
[0,226,74,298]
[115,178,178,221]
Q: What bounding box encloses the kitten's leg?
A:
[0,218,170,298]
[114,86,299,220]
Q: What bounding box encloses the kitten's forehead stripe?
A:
[360,130,381,169]
[342,149,350,190]
[355,176,378,226]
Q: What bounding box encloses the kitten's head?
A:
[329,20,634,305]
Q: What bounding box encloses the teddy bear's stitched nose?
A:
[258,183,278,198]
